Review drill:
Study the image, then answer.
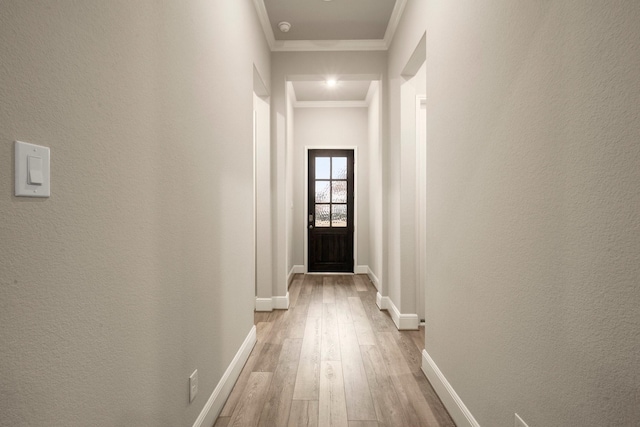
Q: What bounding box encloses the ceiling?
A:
[264,0,395,41]
[254,0,403,103]
[291,80,372,103]
[253,0,406,52]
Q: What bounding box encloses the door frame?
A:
[416,95,427,321]
[304,146,358,273]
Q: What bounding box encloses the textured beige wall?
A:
[407,1,640,426]
[0,1,269,426]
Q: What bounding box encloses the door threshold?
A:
[305,272,355,275]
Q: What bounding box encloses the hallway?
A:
[214,275,454,427]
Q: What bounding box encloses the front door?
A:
[308,149,354,272]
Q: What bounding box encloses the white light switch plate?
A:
[15,141,50,197]
[189,369,198,402]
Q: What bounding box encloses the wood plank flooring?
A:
[214,274,454,427]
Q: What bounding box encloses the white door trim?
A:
[304,146,358,273]
[416,95,427,321]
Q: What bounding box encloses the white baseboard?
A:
[375,292,418,330]
[421,349,480,427]
[387,297,419,330]
[273,292,290,310]
[288,265,305,286]
[255,297,273,312]
[367,268,380,292]
[354,265,369,274]
[255,293,290,311]
[376,292,389,310]
[192,326,257,427]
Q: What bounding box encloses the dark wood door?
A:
[308,149,354,273]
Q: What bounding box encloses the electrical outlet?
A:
[189,369,198,403]
[515,413,529,427]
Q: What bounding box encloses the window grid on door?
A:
[314,156,348,228]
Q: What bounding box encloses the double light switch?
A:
[15,141,50,197]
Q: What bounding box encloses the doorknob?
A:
[309,224,314,229]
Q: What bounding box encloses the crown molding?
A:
[252,0,276,48]
[293,100,369,109]
[365,81,379,104]
[383,0,407,48]
[272,39,388,52]
[253,0,407,52]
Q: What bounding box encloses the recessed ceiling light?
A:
[326,79,337,87]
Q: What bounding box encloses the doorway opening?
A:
[253,65,273,308]
[398,32,426,324]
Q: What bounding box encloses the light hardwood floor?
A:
[214,274,455,427]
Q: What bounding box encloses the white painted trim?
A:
[253,107,258,303]
[192,326,257,427]
[253,65,270,97]
[376,292,389,310]
[421,349,481,427]
[255,297,273,312]
[294,100,369,109]
[251,0,276,49]
[353,147,359,273]
[288,266,304,287]
[304,146,359,274]
[387,297,419,330]
[273,292,290,310]
[256,294,290,311]
[398,314,420,331]
[365,81,379,106]
[303,148,308,271]
[354,265,369,274]
[367,268,380,292]
[287,266,295,286]
[415,94,427,322]
[401,33,426,77]
[272,39,387,52]
[383,0,408,48]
